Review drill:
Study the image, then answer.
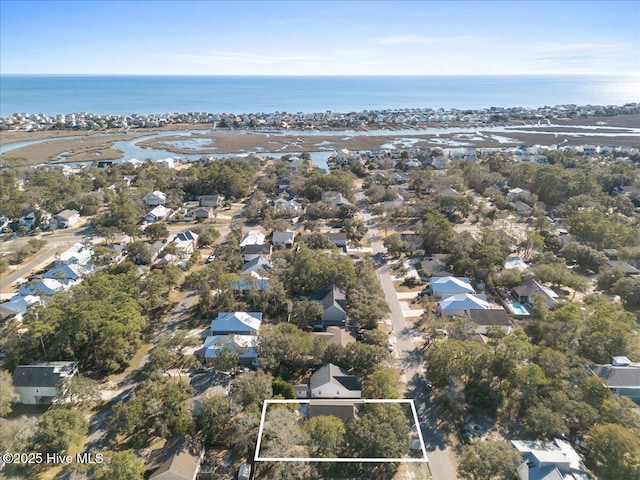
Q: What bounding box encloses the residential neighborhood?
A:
[0,117,639,480]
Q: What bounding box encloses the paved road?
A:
[358,187,458,480]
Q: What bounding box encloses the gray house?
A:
[587,356,640,403]
[12,361,78,405]
[310,284,347,329]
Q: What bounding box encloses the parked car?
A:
[205,254,216,264]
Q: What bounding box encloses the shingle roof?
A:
[148,434,203,480]
[12,362,78,388]
[588,364,640,388]
[310,363,361,391]
[310,285,346,313]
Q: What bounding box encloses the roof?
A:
[12,362,78,388]
[512,439,589,480]
[468,308,510,326]
[173,230,199,243]
[54,209,79,220]
[607,260,640,275]
[43,263,93,281]
[148,434,203,480]
[514,279,559,300]
[147,205,171,218]
[240,244,272,255]
[202,335,257,359]
[211,311,262,335]
[310,363,361,391]
[587,363,640,388]
[326,232,348,242]
[273,229,296,245]
[421,257,451,276]
[430,277,475,295]
[439,293,491,312]
[311,326,356,347]
[504,256,529,272]
[240,255,271,275]
[310,285,347,314]
[309,400,362,424]
[240,230,265,247]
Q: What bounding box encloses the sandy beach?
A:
[1,114,638,167]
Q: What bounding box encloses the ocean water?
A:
[0,75,638,117]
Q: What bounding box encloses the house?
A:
[147,434,204,480]
[43,263,93,282]
[172,230,199,257]
[310,284,347,329]
[512,439,590,480]
[274,198,302,214]
[438,293,491,317]
[19,211,37,230]
[514,201,533,216]
[210,311,262,336]
[57,242,93,265]
[143,191,167,206]
[12,361,78,405]
[156,157,175,169]
[0,295,40,323]
[420,256,452,277]
[587,356,640,403]
[431,155,449,169]
[322,191,350,206]
[429,276,475,298]
[199,194,224,208]
[468,308,512,334]
[513,279,559,308]
[202,335,258,366]
[231,271,270,294]
[51,209,80,229]
[0,217,10,233]
[311,326,356,347]
[190,206,215,219]
[144,205,171,223]
[240,255,271,276]
[296,363,362,399]
[606,260,640,277]
[326,232,348,248]
[18,278,69,297]
[240,244,272,262]
[504,256,529,272]
[272,229,296,248]
[507,188,531,202]
[390,172,407,184]
[239,230,266,247]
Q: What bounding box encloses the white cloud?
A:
[373,35,432,45]
[159,52,318,66]
[535,42,630,57]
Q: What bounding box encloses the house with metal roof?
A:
[210,312,262,336]
[429,276,475,298]
[512,439,590,480]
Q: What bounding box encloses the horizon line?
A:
[2,73,639,78]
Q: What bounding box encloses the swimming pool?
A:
[508,302,529,315]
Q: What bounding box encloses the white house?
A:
[202,335,258,366]
[274,198,302,214]
[272,229,296,248]
[12,361,78,405]
[239,230,266,247]
[144,205,171,223]
[51,209,80,229]
[57,242,93,265]
[156,157,175,169]
[512,439,589,480]
[143,191,167,206]
[210,311,262,336]
[429,277,475,298]
[19,278,70,297]
[172,230,199,257]
[438,293,491,317]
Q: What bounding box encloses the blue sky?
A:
[1,0,638,75]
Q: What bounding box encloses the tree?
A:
[457,440,521,480]
[383,233,406,258]
[126,241,155,265]
[55,375,101,406]
[561,242,607,274]
[272,377,296,399]
[30,408,88,454]
[304,415,346,458]
[198,394,233,445]
[612,277,640,308]
[291,299,323,329]
[586,423,640,480]
[145,223,168,241]
[92,450,146,480]
[0,370,18,417]
[231,370,273,410]
[208,339,241,373]
[363,368,400,399]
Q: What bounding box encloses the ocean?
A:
[0,75,638,117]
